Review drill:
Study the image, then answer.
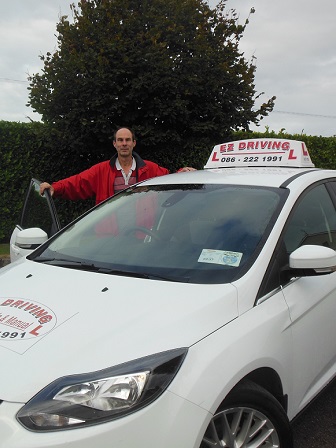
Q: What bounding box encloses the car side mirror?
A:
[11,228,48,263]
[15,228,48,250]
[289,244,336,275]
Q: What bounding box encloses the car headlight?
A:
[17,348,187,431]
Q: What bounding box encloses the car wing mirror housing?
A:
[16,228,48,250]
[289,244,336,276]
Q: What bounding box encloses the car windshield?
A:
[30,184,286,284]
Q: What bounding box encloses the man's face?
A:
[113,128,136,159]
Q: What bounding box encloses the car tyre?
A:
[200,380,293,448]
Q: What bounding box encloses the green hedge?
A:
[0,121,43,242]
[0,121,93,242]
[1,120,335,242]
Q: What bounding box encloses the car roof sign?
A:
[204,138,315,169]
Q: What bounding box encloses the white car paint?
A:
[0,260,238,402]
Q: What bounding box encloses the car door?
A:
[10,178,61,262]
[258,180,336,418]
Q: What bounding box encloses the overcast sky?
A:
[1,0,335,136]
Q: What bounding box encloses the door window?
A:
[258,182,336,298]
[20,179,61,237]
[283,183,336,253]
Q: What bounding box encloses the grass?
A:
[0,244,10,257]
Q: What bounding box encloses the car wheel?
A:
[200,380,293,448]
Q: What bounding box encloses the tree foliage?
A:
[28,0,275,170]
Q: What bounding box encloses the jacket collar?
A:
[110,151,146,169]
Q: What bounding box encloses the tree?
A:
[28,0,275,171]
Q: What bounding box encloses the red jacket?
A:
[52,152,169,204]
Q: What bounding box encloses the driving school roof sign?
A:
[204,139,315,169]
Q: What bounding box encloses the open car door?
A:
[10,179,61,263]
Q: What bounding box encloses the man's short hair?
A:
[113,127,136,141]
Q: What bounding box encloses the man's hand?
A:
[40,182,55,196]
[178,167,197,172]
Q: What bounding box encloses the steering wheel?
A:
[124,226,161,240]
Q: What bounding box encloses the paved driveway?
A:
[293,377,336,447]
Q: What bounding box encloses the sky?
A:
[0,0,335,137]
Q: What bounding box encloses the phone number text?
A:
[220,156,283,163]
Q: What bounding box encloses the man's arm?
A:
[39,165,100,201]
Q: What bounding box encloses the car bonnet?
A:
[0,260,238,402]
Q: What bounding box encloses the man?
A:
[40,127,195,204]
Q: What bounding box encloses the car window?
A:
[31,184,286,284]
[257,182,336,300]
[283,183,336,253]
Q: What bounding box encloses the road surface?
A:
[293,377,336,447]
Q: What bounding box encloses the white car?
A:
[2,138,336,448]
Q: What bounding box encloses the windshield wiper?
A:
[32,257,102,272]
[32,257,189,282]
[99,268,189,282]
